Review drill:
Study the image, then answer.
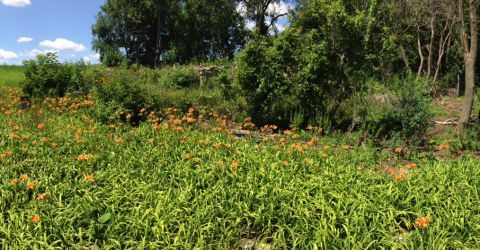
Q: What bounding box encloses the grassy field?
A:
[0,65,25,87]
[1,86,480,249]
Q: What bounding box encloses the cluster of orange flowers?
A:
[434,144,450,151]
[1,151,12,159]
[415,215,432,229]
[77,154,94,161]
[10,174,37,190]
[36,192,50,201]
[85,174,95,183]
[241,117,255,130]
[43,95,95,113]
[386,163,418,181]
[31,216,41,223]
[74,127,96,143]
[231,160,239,171]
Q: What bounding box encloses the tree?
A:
[457,0,478,133]
[92,0,246,67]
[236,0,369,128]
[239,0,297,36]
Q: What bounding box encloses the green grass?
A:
[1,87,480,249]
[429,107,449,117]
[0,65,25,87]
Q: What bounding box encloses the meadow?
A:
[1,85,480,249]
[0,66,25,87]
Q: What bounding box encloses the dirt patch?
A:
[427,94,462,137]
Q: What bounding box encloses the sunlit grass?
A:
[0,65,25,87]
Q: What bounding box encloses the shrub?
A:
[454,124,480,151]
[362,78,433,142]
[93,69,154,125]
[23,53,73,98]
[159,66,198,88]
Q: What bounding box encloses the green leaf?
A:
[98,213,112,223]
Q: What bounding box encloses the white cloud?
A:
[39,38,86,52]
[267,1,294,14]
[237,1,293,16]
[1,0,31,7]
[83,53,100,63]
[236,2,247,16]
[17,37,33,43]
[245,20,255,31]
[0,49,18,60]
[22,48,58,58]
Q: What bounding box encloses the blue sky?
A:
[0,0,104,64]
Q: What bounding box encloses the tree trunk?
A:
[457,74,461,97]
[459,58,476,129]
[416,34,425,81]
[399,45,413,75]
[426,15,436,84]
[458,0,478,134]
[432,22,453,94]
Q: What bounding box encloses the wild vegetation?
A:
[1,0,480,248]
[0,65,25,87]
[1,86,480,248]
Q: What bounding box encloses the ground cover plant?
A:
[1,86,480,249]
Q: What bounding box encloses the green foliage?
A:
[236,0,367,128]
[158,66,199,88]
[22,53,70,97]
[92,0,246,67]
[93,69,154,125]
[362,78,433,142]
[456,125,480,151]
[99,47,126,67]
[22,53,94,98]
[440,43,464,89]
[2,87,480,248]
[236,35,296,127]
[92,66,245,124]
[210,69,235,100]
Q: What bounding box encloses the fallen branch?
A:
[434,118,457,125]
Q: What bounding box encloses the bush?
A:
[454,125,480,151]
[159,66,199,88]
[362,78,433,142]
[23,53,74,98]
[93,69,155,125]
[22,52,90,98]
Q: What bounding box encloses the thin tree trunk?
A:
[400,45,413,75]
[154,12,161,69]
[416,34,425,81]
[432,22,453,93]
[457,75,461,97]
[426,15,436,84]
